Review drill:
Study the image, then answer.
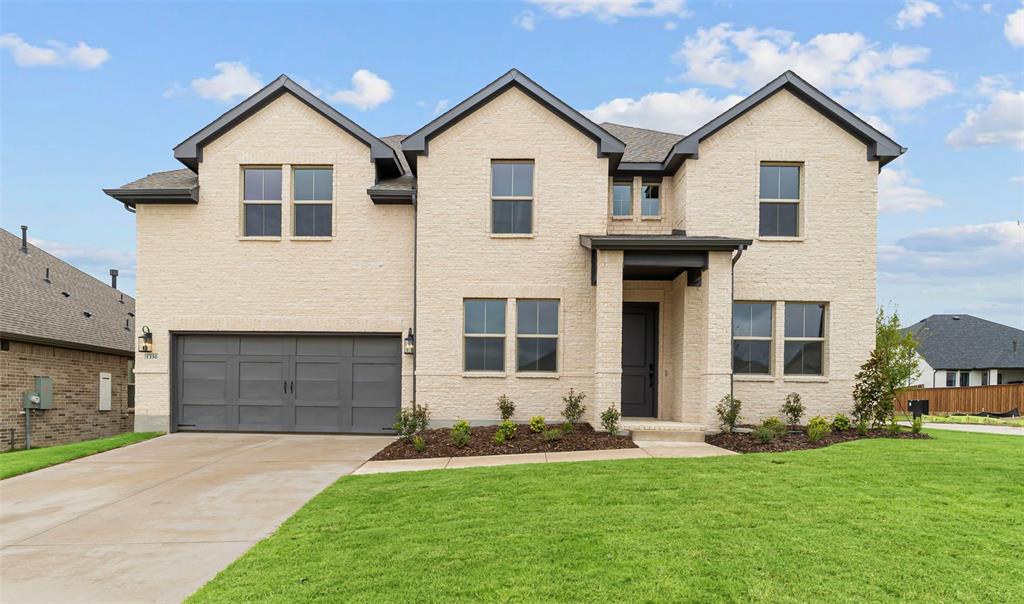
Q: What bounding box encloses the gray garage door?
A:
[175,334,400,434]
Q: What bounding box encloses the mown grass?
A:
[0,432,162,479]
[191,430,1023,603]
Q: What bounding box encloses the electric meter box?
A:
[23,376,54,410]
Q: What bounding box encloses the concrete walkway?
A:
[916,422,1024,436]
[0,432,393,604]
[354,441,735,475]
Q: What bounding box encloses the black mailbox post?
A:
[908,399,929,419]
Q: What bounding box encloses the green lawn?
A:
[0,432,162,480]
[191,430,1024,603]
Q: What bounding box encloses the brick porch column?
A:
[594,249,623,424]
[700,251,734,426]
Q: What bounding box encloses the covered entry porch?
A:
[581,232,751,428]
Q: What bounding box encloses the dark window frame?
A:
[242,167,283,236]
[945,371,957,387]
[732,302,773,375]
[292,166,333,237]
[783,302,826,376]
[641,180,661,217]
[758,163,801,238]
[516,299,559,373]
[491,161,534,234]
[959,371,970,387]
[463,299,507,372]
[612,178,633,217]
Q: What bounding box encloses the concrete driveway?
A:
[0,432,392,603]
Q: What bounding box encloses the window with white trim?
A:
[733,302,772,374]
[759,163,800,237]
[464,299,506,371]
[517,300,558,372]
[784,302,825,375]
[243,167,282,236]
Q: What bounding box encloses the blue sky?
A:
[2,0,1022,327]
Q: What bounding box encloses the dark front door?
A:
[621,303,658,417]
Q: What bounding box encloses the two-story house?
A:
[105,69,904,436]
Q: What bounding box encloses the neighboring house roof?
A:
[600,123,683,163]
[0,228,135,356]
[103,169,199,211]
[904,314,1024,370]
[401,69,626,173]
[172,75,403,177]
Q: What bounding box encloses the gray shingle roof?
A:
[370,135,415,194]
[0,229,135,355]
[904,314,1024,370]
[600,123,683,163]
[118,169,197,190]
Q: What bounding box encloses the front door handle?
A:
[290,381,294,394]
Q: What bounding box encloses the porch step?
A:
[622,420,707,443]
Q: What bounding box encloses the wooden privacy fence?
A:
[896,384,1024,415]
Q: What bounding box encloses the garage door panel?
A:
[353,362,400,405]
[296,336,352,357]
[354,337,400,357]
[238,404,285,429]
[180,404,230,430]
[238,360,287,399]
[182,336,236,356]
[352,407,397,433]
[181,361,228,400]
[295,407,341,431]
[294,361,342,402]
[240,336,293,356]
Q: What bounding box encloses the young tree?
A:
[852,307,921,427]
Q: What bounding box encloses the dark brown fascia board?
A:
[102,187,199,210]
[401,69,625,174]
[172,75,402,178]
[367,188,415,205]
[0,332,134,358]
[579,234,752,252]
[663,71,907,171]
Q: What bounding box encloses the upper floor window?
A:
[464,299,506,371]
[293,167,333,237]
[784,302,825,375]
[758,164,800,237]
[517,300,559,372]
[641,180,661,217]
[491,161,533,234]
[243,167,282,236]
[612,179,632,217]
[733,302,772,374]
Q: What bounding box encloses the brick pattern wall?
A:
[0,340,133,449]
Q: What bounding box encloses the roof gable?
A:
[173,75,402,178]
[905,314,1024,370]
[666,71,906,170]
[401,69,625,173]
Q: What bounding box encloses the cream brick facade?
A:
[125,74,883,433]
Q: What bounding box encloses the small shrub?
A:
[529,416,546,433]
[497,395,516,421]
[887,419,902,435]
[752,425,777,444]
[561,421,574,435]
[831,413,852,432]
[412,435,426,452]
[806,415,832,443]
[912,416,923,434]
[600,406,622,436]
[393,406,431,441]
[781,392,805,425]
[761,416,787,439]
[492,432,506,445]
[857,417,870,436]
[561,389,587,424]
[543,428,563,441]
[496,419,517,441]
[716,395,743,433]
[450,420,471,447]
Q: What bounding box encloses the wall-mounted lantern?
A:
[138,326,153,353]
[403,328,415,355]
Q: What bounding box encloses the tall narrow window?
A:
[464,299,506,371]
[491,162,533,234]
[784,302,825,375]
[612,179,633,217]
[641,180,661,217]
[759,164,800,237]
[517,300,559,372]
[733,302,772,374]
[243,167,282,236]
[959,371,969,387]
[293,167,333,236]
[945,371,957,387]
[982,372,989,386]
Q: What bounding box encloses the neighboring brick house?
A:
[104,69,904,436]
[0,227,136,448]
[905,315,1024,388]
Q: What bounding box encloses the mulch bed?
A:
[707,428,931,454]
[371,423,636,461]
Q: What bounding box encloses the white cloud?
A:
[1006,2,1024,47]
[29,238,136,274]
[674,23,954,111]
[431,99,451,116]
[514,10,537,31]
[664,21,677,31]
[329,69,393,110]
[1011,175,1024,183]
[190,62,263,102]
[946,89,1024,150]
[585,88,743,135]
[0,33,110,69]
[878,168,943,213]
[528,0,690,23]
[896,0,942,29]
[982,3,993,14]
[879,221,1024,278]
[864,114,897,138]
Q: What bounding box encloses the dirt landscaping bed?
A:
[371,423,636,460]
[707,428,931,454]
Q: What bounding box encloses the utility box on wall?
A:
[23,376,54,410]
[99,372,112,411]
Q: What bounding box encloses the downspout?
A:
[730,245,747,400]
[412,192,418,411]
